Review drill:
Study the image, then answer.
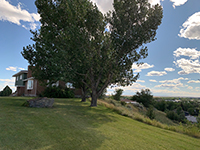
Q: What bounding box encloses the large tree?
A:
[22,0,163,106]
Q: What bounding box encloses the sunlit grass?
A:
[0,97,200,150]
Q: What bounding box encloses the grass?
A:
[0,97,200,150]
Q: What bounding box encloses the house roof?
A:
[186,115,197,123]
[12,70,28,77]
[23,77,34,81]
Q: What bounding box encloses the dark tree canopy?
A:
[0,85,12,96]
[131,89,154,107]
[113,89,123,101]
[22,0,163,106]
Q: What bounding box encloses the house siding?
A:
[15,73,27,86]
[16,87,25,96]
[24,79,45,97]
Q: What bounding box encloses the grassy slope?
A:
[0,97,199,150]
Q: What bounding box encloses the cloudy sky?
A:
[1,0,200,97]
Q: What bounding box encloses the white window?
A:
[27,80,33,90]
[16,76,18,81]
[66,82,74,89]
[52,81,59,87]
[20,74,22,80]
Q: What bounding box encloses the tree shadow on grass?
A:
[0,97,117,150]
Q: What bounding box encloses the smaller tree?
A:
[113,89,123,101]
[146,105,155,120]
[131,89,153,108]
[0,85,12,96]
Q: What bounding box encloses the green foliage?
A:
[188,108,195,115]
[146,106,155,120]
[166,110,186,123]
[121,101,126,106]
[1,97,200,149]
[113,89,123,101]
[0,85,12,96]
[166,111,179,121]
[22,0,163,106]
[131,89,153,108]
[154,100,166,111]
[42,86,74,98]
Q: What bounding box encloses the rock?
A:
[27,97,54,108]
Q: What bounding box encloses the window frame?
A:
[27,80,33,90]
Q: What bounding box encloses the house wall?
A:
[24,80,46,97]
[27,66,33,78]
[73,89,82,98]
[15,73,27,86]
[17,87,25,96]
[59,81,66,88]
[24,80,37,97]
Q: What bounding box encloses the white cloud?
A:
[107,83,146,95]
[179,12,200,40]
[0,0,40,29]
[164,67,175,72]
[187,86,193,90]
[187,80,200,83]
[174,47,200,59]
[148,0,163,6]
[170,0,188,8]
[195,87,200,91]
[146,71,167,76]
[91,0,163,14]
[151,89,200,97]
[132,63,154,73]
[0,78,14,82]
[155,77,189,89]
[0,78,15,91]
[155,83,183,88]
[174,58,200,75]
[6,66,25,72]
[159,77,188,84]
[149,79,157,82]
[18,67,25,70]
[91,0,113,14]
[137,80,145,83]
[6,66,17,71]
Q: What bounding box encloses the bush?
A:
[121,101,126,106]
[131,89,153,108]
[42,86,74,98]
[0,85,12,96]
[167,111,179,121]
[113,89,123,101]
[154,100,166,111]
[146,106,155,120]
[166,110,186,123]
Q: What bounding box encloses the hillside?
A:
[0,97,200,150]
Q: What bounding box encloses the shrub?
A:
[166,111,179,121]
[146,106,155,120]
[0,85,12,96]
[154,100,166,112]
[166,110,186,123]
[121,101,126,106]
[42,86,74,98]
[131,89,153,108]
[113,89,123,101]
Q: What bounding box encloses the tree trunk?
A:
[81,86,87,102]
[90,90,98,107]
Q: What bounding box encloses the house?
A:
[185,115,197,123]
[13,66,46,96]
[13,66,82,97]
[12,70,28,96]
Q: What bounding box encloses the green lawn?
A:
[0,97,200,150]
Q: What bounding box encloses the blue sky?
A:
[1,0,200,97]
